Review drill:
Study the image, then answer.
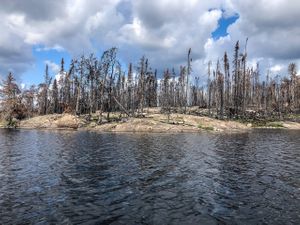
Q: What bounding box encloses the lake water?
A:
[0,129,299,224]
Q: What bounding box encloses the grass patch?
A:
[265,122,284,128]
[198,124,214,131]
[236,118,285,128]
[234,118,273,127]
[286,114,300,118]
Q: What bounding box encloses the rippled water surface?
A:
[0,129,299,224]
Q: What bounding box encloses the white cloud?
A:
[36,45,65,52]
[270,65,283,73]
[44,60,60,75]
[0,0,299,83]
[203,0,300,78]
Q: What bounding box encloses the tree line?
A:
[1,42,299,126]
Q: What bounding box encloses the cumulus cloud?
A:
[0,14,34,79]
[117,1,223,71]
[44,60,60,75]
[207,0,300,77]
[0,0,300,83]
[0,0,68,21]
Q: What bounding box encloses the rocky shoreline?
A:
[1,113,299,132]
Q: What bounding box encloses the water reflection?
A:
[0,129,299,224]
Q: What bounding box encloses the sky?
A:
[0,0,300,86]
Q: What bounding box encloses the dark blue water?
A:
[0,129,299,224]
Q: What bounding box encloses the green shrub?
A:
[198,124,214,131]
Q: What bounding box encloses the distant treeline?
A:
[0,42,300,125]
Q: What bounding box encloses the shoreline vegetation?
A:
[1,107,299,132]
[1,42,299,130]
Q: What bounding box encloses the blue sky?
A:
[212,14,239,40]
[22,46,72,85]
